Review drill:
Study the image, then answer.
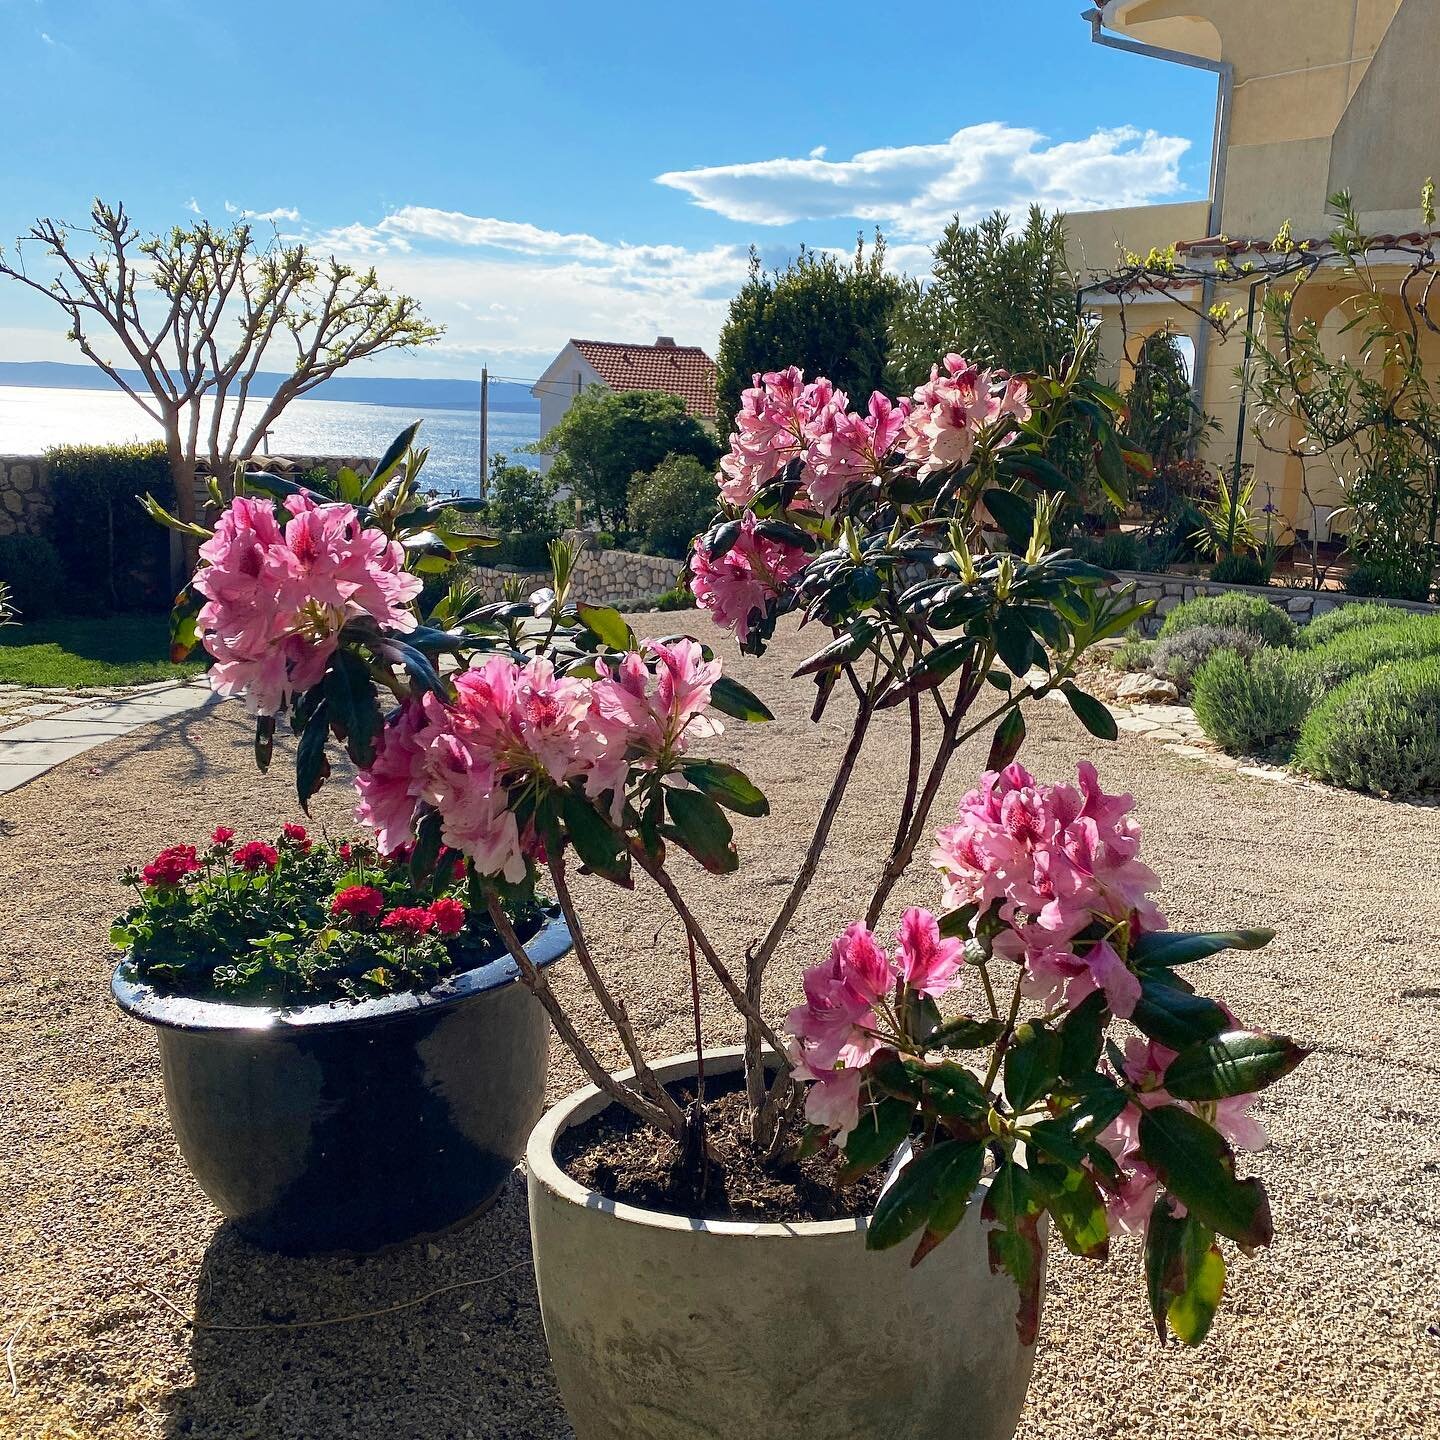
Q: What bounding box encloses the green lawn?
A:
[0,614,206,689]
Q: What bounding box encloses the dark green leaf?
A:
[1132,975,1232,1050]
[705,518,743,560]
[793,623,875,678]
[1162,1030,1309,1101]
[1131,929,1276,970]
[296,700,331,812]
[991,610,1034,676]
[409,809,443,887]
[708,675,773,722]
[1060,681,1118,741]
[254,715,275,772]
[377,639,448,698]
[987,707,1026,770]
[867,1139,985,1263]
[982,1158,1046,1345]
[1004,1022,1062,1110]
[1037,1161,1110,1259]
[559,788,631,886]
[927,1015,1004,1051]
[1145,1197,1226,1346]
[575,603,633,652]
[936,904,978,940]
[840,1091,915,1181]
[371,421,422,488]
[663,786,737,873]
[325,649,383,769]
[1138,1104,1273,1252]
[678,760,769,817]
[983,488,1035,551]
[1057,990,1108,1078]
[912,1060,989,1122]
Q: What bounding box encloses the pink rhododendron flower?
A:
[590,639,721,768]
[353,702,428,857]
[804,392,911,512]
[193,494,422,717]
[893,907,963,998]
[901,354,1030,479]
[796,1059,864,1143]
[690,510,809,642]
[1018,938,1141,1020]
[786,923,892,1072]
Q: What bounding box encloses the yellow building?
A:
[1066,0,1440,540]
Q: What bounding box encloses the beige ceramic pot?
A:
[526,1046,1041,1440]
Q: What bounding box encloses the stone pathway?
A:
[0,677,214,794]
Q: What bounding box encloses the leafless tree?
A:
[0,200,441,581]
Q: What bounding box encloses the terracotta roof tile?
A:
[571,338,718,421]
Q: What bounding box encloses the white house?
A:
[531,336,718,469]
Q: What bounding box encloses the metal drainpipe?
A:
[1081,8,1235,442]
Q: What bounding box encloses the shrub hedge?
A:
[1159,592,1297,648]
[1294,657,1440,797]
[45,442,175,611]
[1151,624,1263,693]
[0,534,66,621]
[1191,648,1311,755]
[1297,602,1405,649]
[1287,614,1440,694]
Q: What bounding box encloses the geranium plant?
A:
[156,332,1304,1343]
[111,824,545,1002]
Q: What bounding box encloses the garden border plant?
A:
[153,336,1309,1431]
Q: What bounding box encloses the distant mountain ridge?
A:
[0,361,538,413]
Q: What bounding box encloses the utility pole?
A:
[479,365,489,499]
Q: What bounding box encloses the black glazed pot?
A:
[112,913,572,1255]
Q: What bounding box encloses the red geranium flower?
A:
[210,826,235,848]
[234,841,279,873]
[380,906,435,938]
[428,897,466,936]
[330,885,386,922]
[282,823,311,853]
[142,844,201,888]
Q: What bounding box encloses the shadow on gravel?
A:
[158,1174,571,1440]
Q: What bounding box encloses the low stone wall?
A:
[0,457,54,537]
[468,542,686,610]
[0,452,379,541]
[1112,570,1439,634]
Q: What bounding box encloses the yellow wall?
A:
[1069,0,1431,534]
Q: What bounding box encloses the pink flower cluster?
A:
[689,511,809,643]
[1096,1033,1268,1234]
[354,639,721,880]
[931,761,1164,1020]
[901,354,1031,479]
[194,494,422,716]
[786,909,963,1140]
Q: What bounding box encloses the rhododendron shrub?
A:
[785,760,1306,1347]
[154,371,1308,1349]
[112,826,542,1002]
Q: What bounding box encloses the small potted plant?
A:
[160,349,1306,1437]
[111,825,571,1254]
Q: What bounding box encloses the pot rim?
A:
[529,1045,977,1240]
[112,908,572,1034]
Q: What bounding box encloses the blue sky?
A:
[0,0,1217,381]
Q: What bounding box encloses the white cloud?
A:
[243,205,301,224]
[184,197,201,215]
[656,123,1190,236]
[38,30,52,43]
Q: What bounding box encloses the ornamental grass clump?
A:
[155,336,1305,1346]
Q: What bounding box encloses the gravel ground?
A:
[2,615,1438,1440]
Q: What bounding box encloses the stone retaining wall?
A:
[1112,570,1439,634]
[0,457,54,538]
[468,540,686,610]
[0,453,379,541]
